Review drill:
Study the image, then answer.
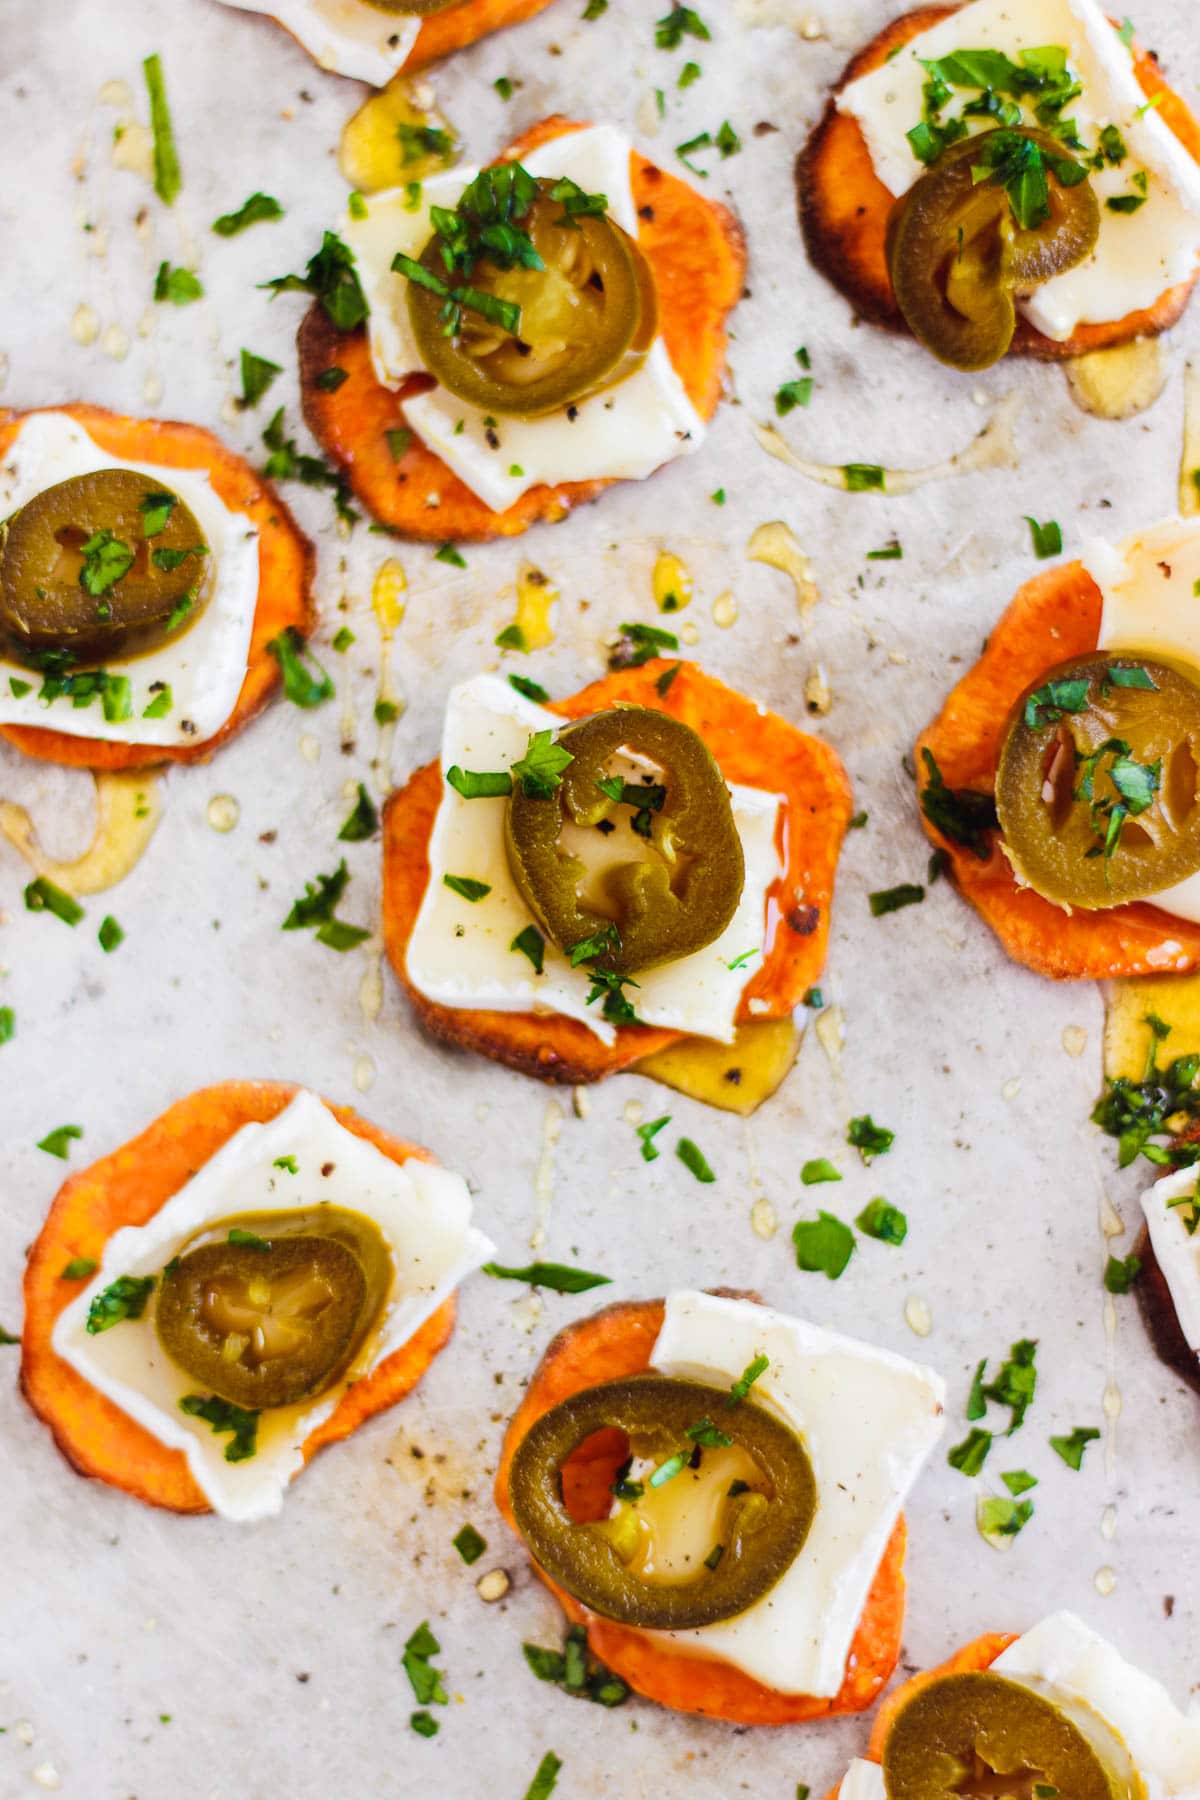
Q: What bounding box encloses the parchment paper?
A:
[2,1,1198,1794]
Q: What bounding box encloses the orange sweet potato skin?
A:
[300,117,746,542]
[381,657,854,1085]
[797,8,1200,358]
[916,562,1200,979]
[407,0,559,72]
[822,1632,1020,1797]
[21,1081,454,1515]
[0,406,315,772]
[494,1296,909,1724]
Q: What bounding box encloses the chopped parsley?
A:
[38,1124,82,1160]
[800,1157,841,1185]
[282,858,369,950]
[452,1524,487,1565]
[775,376,813,416]
[228,1228,271,1251]
[968,128,1087,232]
[1049,1426,1100,1470]
[523,1627,628,1707]
[511,729,573,798]
[948,1426,993,1477]
[793,1210,855,1279]
[403,1622,448,1709]
[25,877,84,926]
[728,1354,769,1404]
[1093,1009,1200,1166]
[676,133,713,177]
[60,1258,98,1281]
[179,1394,259,1461]
[143,686,173,719]
[261,408,357,526]
[79,529,134,596]
[867,540,903,561]
[1025,515,1063,559]
[978,1494,1034,1543]
[844,464,885,492]
[332,626,355,653]
[435,543,467,569]
[869,882,925,915]
[153,262,203,305]
[386,427,413,462]
[649,1449,689,1488]
[338,783,378,842]
[411,1712,439,1739]
[274,1156,298,1174]
[494,75,515,99]
[847,1114,894,1163]
[0,1006,13,1046]
[1002,1469,1038,1496]
[263,230,368,332]
[679,60,701,88]
[1107,188,1148,213]
[582,0,608,15]
[523,1752,563,1800]
[856,1196,907,1245]
[443,873,491,902]
[143,53,181,205]
[212,192,283,236]
[508,673,550,703]
[314,365,348,393]
[636,1115,671,1162]
[511,925,546,973]
[397,121,457,166]
[724,948,758,971]
[655,661,682,696]
[139,492,176,537]
[676,1137,715,1182]
[36,666,133,723]
[481,1261,611,1294]
[919,748,998,860]
[240,349,283,408]
[86,1273,154,1334]
[446,765,513,799]
[656,6,709,48]
[978,1338,1039,1434]
[99,915,124,953]
[267,627,334,708]
[1103,1252,1142,1294]
[608,621,679,670]
[1023,675,1089,730]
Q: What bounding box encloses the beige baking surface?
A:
[2,1,1199,1794]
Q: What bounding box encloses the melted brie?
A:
[52,1091,494,1522]
[219,0,420,86]
[644,1290,945,1697]
[0,412,260,748]
[1141,1163,1200,1355]
[838,0,1200,340]
[835,1613,1200,1796]
[343,125,705,512]
[405,674,783,1046]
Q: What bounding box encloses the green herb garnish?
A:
[86,1273,154,1334]
[793,1210,855,1279]
[481,1261,612,1294]
[339,783,378,842]
[213,192,283,236]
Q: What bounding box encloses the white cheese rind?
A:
[343,125,706,511]
[838,0,1200,340]
[838,1763,886,1800]
[0,412,259,748]
[1141,1164,1200,1355]
[833,1613,1200,1793]
[405,674,783,1046]
[646,1290,946,1698]
[52,1091,494,1522]
[994,1612,1200,1791]
[1088,513,1200,925]
[219,0,419,85]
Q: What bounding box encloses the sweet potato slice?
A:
[300,116,746,541]
[407,0,559,72]
[21,1080,455,1515]
[822,1632,1021,1797]
[0,405,315,773]
[915,562,1200,978]
[798,8,1200,359]
[381,657,854,1085]
[494,1295,909,1724]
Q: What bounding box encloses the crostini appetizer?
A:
[297,119,745,541]
[21,1084,493,1520]
[495,1289,945,1724]
[0,407,314,772]
[217,0,560,88]
[380,662,853,1100]
[828,1611,1200,1797]
[799,0,1200,370]
[916,514,1200,977]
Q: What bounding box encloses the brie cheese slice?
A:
[405,674,783,1046]
[343,124,705,512]
[838,0,1200,340]
[645,1290,946,1697]
[1141,1163,1200,1355]
[0,412,259,748]
[53,1091,494,1522]
[219,0,420,86]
